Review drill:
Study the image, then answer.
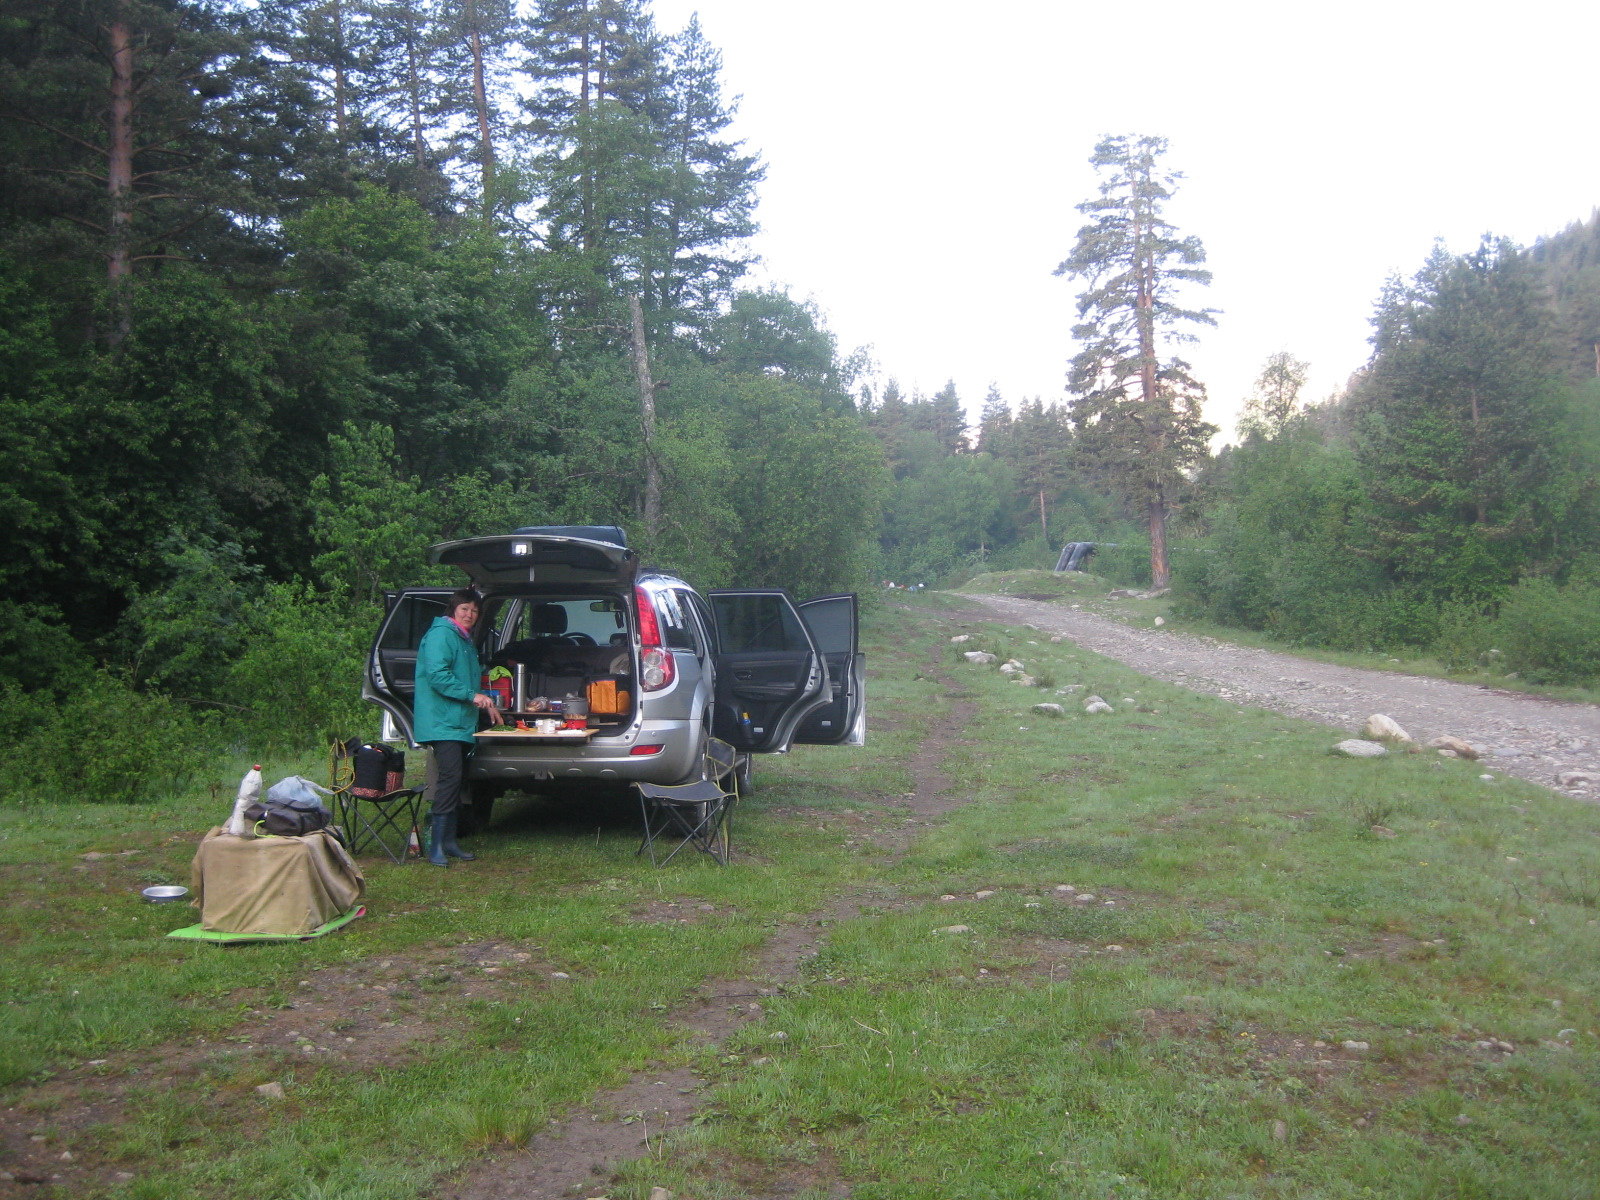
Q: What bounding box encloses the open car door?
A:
[363,588,456,745]
[706,590,829,753]
[795,594,865,746]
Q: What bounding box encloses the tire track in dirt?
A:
[443,625,978,1199]
[967,593,1600,801]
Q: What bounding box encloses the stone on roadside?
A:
[1333,739,1387,758]
[1370,825,1396,838]
[1438,749,1458,758]
[934,925,970,934]
[1075,893,1097,902]
[1427,735,1479,760]
[1272,1120,1288,1143]
[1013,674,1036,686]
[80,851,107,861]
[256,1082,286,1100]
[1153,617,1165,626]
[649,1188,674,1200]
[1050,635,1064,643]
[1362,714,1413,742]
[1055,884,1076,893]
[1032,703,1065,717]
[974,890,996,899]
[1107,588,1140,599]
[949,634,971,644]
[1341,1040,1369,1052]
[1558,769,1600,787]
[1085,701,1114,714]
[1479,774,1495,782]
[964,651,996,664]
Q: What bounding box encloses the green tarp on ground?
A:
[166,904,366,945]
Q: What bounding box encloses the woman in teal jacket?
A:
[414,589,501,866]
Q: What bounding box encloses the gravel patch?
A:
[967,594,1600,801]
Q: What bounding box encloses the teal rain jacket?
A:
[413,615,481,744]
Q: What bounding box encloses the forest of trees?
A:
[2,0,1597,803]
[0,0,886,798]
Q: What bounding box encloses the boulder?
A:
[1032,703,1065,717]
[1361,714,1413,743]
[963,651,996,664]
[1083,694,1105,705]
[1334,739,1387,758]
[1426,735,1478,759]
[1085,700,1114,715]
[999,663,1020,675]
[1002,658,1025,670]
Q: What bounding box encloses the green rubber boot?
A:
[442,811,476,861]
[427,813,449,867]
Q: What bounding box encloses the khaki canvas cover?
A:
[190,828,366,935]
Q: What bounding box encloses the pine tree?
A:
[975,384,1012,457]
[1237,351,1309,440]
[1056,133,1216,588]
[434,0,514,218]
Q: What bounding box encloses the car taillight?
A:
[630,744,665,756]
[634,586,675,692]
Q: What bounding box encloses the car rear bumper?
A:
[466,719,701,784]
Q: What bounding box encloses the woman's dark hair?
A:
[447,588,481,613]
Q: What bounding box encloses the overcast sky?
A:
[648,0,1599,442]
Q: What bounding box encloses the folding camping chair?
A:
[329,738,425,865]
[635,738,740,866]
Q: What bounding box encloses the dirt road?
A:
[966,593,1600,801]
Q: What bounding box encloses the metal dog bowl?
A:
[142,885,189,903]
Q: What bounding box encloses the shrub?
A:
[229,582,376,749]
[0,675,216,804]
[1495,578,1600,684]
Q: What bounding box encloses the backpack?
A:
[246,775,334,837]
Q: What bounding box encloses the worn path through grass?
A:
[1,600,1597,1199]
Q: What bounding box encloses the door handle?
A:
[734,670,753,680]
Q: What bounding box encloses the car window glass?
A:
[712,594,810,654]
[380,594,448,650]
[654,588,698,652]
[513,599,625,645]
[800,597,854,655]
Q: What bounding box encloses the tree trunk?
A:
[331,0,348,144]
[1148,495,1170,590]
[405,17,425,167]
[466,3,494,218]
[629,295,661,544]
[107,18,134,286]
[1039,489,1048,542]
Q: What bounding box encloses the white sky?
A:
[648,0,1600,443]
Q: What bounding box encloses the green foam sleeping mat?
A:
[165,905,366,945]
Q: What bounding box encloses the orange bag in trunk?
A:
[587,679,618,714]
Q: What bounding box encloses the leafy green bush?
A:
[0,675,216,804]
[1495,578,1600,683]
[229,582,376,749]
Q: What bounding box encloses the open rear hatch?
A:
[431,532,639,588]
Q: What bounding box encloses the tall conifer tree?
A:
[1057,133,1216,587]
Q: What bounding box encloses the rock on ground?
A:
[1362,713,1414,742]
[1032,703,1065,716]
[1428,735,1479,759]
[1085,701,1114,715]
[950,634,971,644]
[1334,739,1388,758]
[963,651,996,664]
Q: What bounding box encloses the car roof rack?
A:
[513,525,627,547]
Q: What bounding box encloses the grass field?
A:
[1,600,1596,1198]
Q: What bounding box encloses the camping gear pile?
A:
[182,766,366,938]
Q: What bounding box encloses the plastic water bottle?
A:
[739,711,754,742]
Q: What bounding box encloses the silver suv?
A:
[364,527,864,823]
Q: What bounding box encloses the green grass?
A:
[2,605,1597,1198]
